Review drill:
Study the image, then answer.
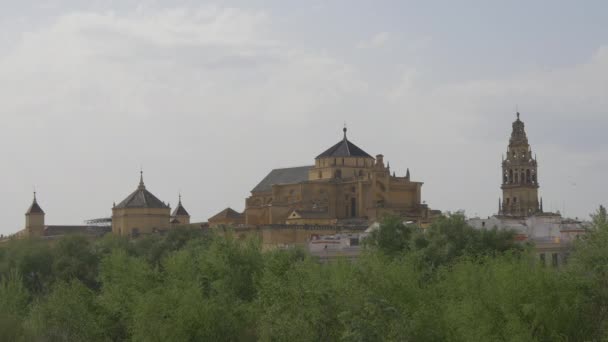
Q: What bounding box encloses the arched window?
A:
[509,169,513,183]
[335,169,342,178]
[526,169,531,183]
[359,170,364,177]
[318,171,322,179]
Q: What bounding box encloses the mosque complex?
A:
[9,113,586,249]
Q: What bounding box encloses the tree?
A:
[591,205,608,231]
[0,270,29,341]
[566,205,608,338]
[98,250,157,341]
[363,216,415,257]
[24,280,107,341]
[52,235,99,289]
[364,214,520,267]
[0,239,54,295]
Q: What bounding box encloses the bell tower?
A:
[25,192,45,237]
[500,112,541,216]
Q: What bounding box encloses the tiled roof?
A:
[209,208,244,222]
[43,225,110,237]
[172,202,190,216]
[26,200,44,214]
[316,137,373,159]
[252,166,313,193]
[115,187,169,209]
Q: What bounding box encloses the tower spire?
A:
[138,169,146,190]
[501,110,539,217]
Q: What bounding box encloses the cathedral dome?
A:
[115,172,169,209]
[315,127,373,159]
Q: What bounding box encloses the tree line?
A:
[0,207,607,341]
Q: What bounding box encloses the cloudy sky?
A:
[1,0,607,235]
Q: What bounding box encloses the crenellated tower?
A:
[500,112,541,216]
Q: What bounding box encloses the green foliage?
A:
[25,280,107,341]
[98,249,157,340]
[0,270,29,341]
[413,214,521,267]
[432,254,592,341]
[364,216,414,256]
[366,214,521,268]
[566,205,608,339]
[591,204,608,231]
[52,236,99,288]
[0,238,54,294]
[0,211,607,340]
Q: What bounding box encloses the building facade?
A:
[468,111,588,267]
[112,172,171,236]
[245,128,434,226]
[14,193,109,239]
[500,112,542,216]
[171,194,191,226]
[208,207,245,227]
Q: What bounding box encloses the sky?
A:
[1,1,607,235]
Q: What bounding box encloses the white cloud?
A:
[383,45,608,219]
[0,5,606,234]
[357,31,392,49]
[0,6,370,233]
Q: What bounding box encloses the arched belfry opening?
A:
[500,112,540,216]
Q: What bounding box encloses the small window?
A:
[539,253,546,266]
[552,253,559,267]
